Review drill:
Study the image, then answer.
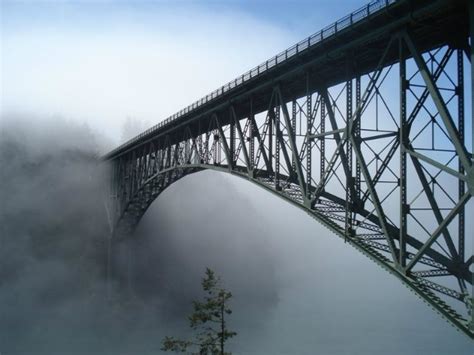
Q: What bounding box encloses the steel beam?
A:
[277,87,308,201]
[403,31,472,172]
[399,37,407,268]
[306,73,312,199]
[213,113,232,170]
[405,193,471,272]
[231,106,251,174]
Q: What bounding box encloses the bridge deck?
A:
[104,0,468,160]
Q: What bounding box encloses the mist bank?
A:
[1,115,471,354]
[0,115,281,354]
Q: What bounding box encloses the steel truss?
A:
[104,0,474,338]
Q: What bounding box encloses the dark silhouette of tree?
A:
[161,268,237,354]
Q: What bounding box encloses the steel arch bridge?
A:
[103,0,474,338]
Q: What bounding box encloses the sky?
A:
[1,0,473,354]
[1,0,366,147]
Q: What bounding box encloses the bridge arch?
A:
[108,162,472,337]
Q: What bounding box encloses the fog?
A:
[1,1,297,146]
[0,116,471,354]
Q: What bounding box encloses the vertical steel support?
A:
[168,140,173,168]
[249,102,257,171]
[214,114,232,169]
[163,142,167,169]
[174,137,179,167]
[124,158,128,211]
[118,160,122,215]
[274,98,295,180]
[205,131,210,164]
[198,120,203,163]
[399,37,408,268]
[167,137,172,168]
[275,103,281,189]
[158,143,162,172]
[457,49,465,264]
[268,104,273,174]
[110,161,116,219]
[469,0,474,333]
[169,142,174,167]
[213,129,218,165]
[110,161,116,217]
[144,145,149,178]
[355,76,361,202]
[129,151,135,198]
[249,98,255,173]
[127,154,132,205]
[320,94,326,184]
[471,2,474,164]
[116,159,121,214]
[292,99,297,174]
[141,148,146,181]
[184,134,189,164]
[306,73,312,198]
[157,142,161,172]
[123,157,128,213]
[230,109,236,169]
[345,75,353,241]
[233,106,251,174]
[134,152,139,194]
[136,152,141,189]
[277,87,307,199]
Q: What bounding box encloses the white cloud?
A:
[1,5,296,148]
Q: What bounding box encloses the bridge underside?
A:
[104,0,474,338]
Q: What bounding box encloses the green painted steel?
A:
[103,0,473,339]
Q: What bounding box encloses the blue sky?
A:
[1,0,368,145]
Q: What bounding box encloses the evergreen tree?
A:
[162,268,237,354]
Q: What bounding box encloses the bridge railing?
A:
[105,0,397,159]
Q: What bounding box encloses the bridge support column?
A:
[249,97,255,172]
[470,1,474,166]
[320,94,325,185]
[268,104,273,173]
[275,102,281,190]
[344,64,353,243]
[230,109,236,169]
[469,0,474,333]
[354,75,361,207]
[306,72,312,200]
[399,36,407,269]
[292,99,297,173]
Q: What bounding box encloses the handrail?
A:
[105,0,397,159]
